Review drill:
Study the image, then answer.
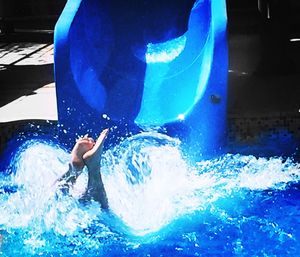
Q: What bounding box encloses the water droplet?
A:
[178,114,185,120]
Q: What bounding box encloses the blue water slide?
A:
[54,0,228,157]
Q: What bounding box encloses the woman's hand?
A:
[83,129,109,170]
[71,135,95,171]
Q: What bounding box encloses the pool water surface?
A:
[0,132,299,256]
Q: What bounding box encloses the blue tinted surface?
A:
[54,0,228,157]
[0,133,299,256]
[1,2,299,256]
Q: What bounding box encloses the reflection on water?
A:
[0,132,300,256]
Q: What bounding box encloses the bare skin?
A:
[58,129,109,209]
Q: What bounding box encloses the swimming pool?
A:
[0,131,299,256]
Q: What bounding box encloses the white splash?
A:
[1,133,299,239]
[145,34,187,63]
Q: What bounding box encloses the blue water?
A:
[0,132,300,256]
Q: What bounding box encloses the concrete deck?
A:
[0,82,57,122]
[0,42,57,122]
